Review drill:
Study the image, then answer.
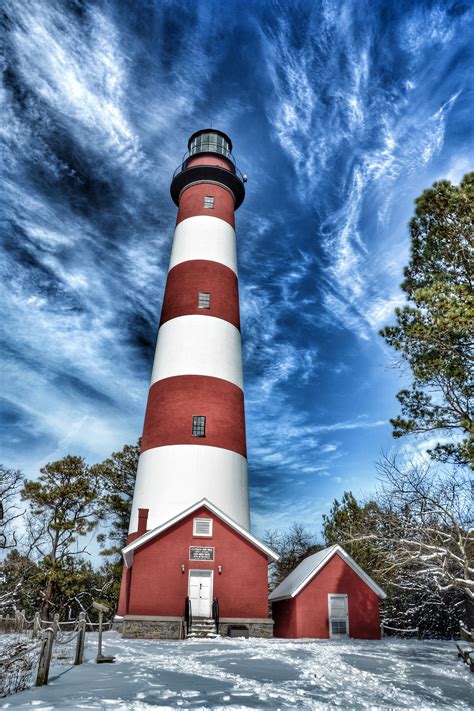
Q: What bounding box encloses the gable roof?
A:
[122,498,279,567]
[268,544,386,601]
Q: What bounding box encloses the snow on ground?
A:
[1,632,472,709]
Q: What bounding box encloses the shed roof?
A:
[268,544,386,601]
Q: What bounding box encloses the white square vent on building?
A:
[193,518,213,537]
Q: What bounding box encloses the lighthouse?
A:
[118,130,278,639]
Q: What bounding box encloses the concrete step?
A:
[186,619,218,639]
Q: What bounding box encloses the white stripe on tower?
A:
[169,216,238,274]
[150,316,243,389]
[128,131,249,534]
[132,446,249,531]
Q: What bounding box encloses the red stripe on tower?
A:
[176,183,236,227]
[160,260,240,329]
[141,375,247,456]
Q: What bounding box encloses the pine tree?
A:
[90,441,139,603]
[381,173,473,467]
[21,455,99,620]
[322,492,388,589]
[91,440,138,556]
[0,549,42,616]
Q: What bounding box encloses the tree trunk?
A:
[464,596,474,629]
[40,579,54,621]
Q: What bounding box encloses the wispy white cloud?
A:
[258,1,466,342]
[1,0,243,475]
[441,155,473,185]
[400,6,455,55]
[8,0,148,175]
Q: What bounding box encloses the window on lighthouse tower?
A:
[198,292,211,309]
[203,196,214,208]
[192,416,206,437]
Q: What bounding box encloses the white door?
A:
[328,594,349,638]
[188,570,212,618]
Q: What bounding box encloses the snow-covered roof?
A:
[122,498,279,567]
[268,544,386,601]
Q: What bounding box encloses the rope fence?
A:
[459,621,473,642]
[55,627,79,646]
[0,637,43,697]
[381,622,421,639]
[0,607,115,696]
[86,621,113,630]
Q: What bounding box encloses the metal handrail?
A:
[184,145,235,164]
[212,597,219,635]
[184,596,192,636]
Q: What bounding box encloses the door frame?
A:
[188,569,214,618]
[327,593,349,639]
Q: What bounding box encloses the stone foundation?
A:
[121,615,274,639]
[112,616,124,633]
[218,618,274,638]
[122,615,183,639]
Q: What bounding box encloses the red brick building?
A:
[119,499,277,638]
[270,545,386,639]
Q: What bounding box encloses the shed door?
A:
[328,594,349,638]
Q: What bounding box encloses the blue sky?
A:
[1,0,473,537]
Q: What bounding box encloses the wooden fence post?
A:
[97,610,103,661]
[52,613,60,639]
[380,622,384,638]
[74,612,86,666]
[36,629,54,687]
[32,612,41,639]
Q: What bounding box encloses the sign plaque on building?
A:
[189,546,215,561]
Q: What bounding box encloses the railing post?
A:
[36,628,54,687]
[184,596,192,636]
[20,609,26,632]
[416,626,421,640]
[380,622,384,638]
[74,612,86,666]
[32,612,41,639]
[212,597,219,635]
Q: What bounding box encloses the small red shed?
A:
[270,545,386,640]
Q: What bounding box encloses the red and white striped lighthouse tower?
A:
[118,131,277,637]
[131,129,249,531]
